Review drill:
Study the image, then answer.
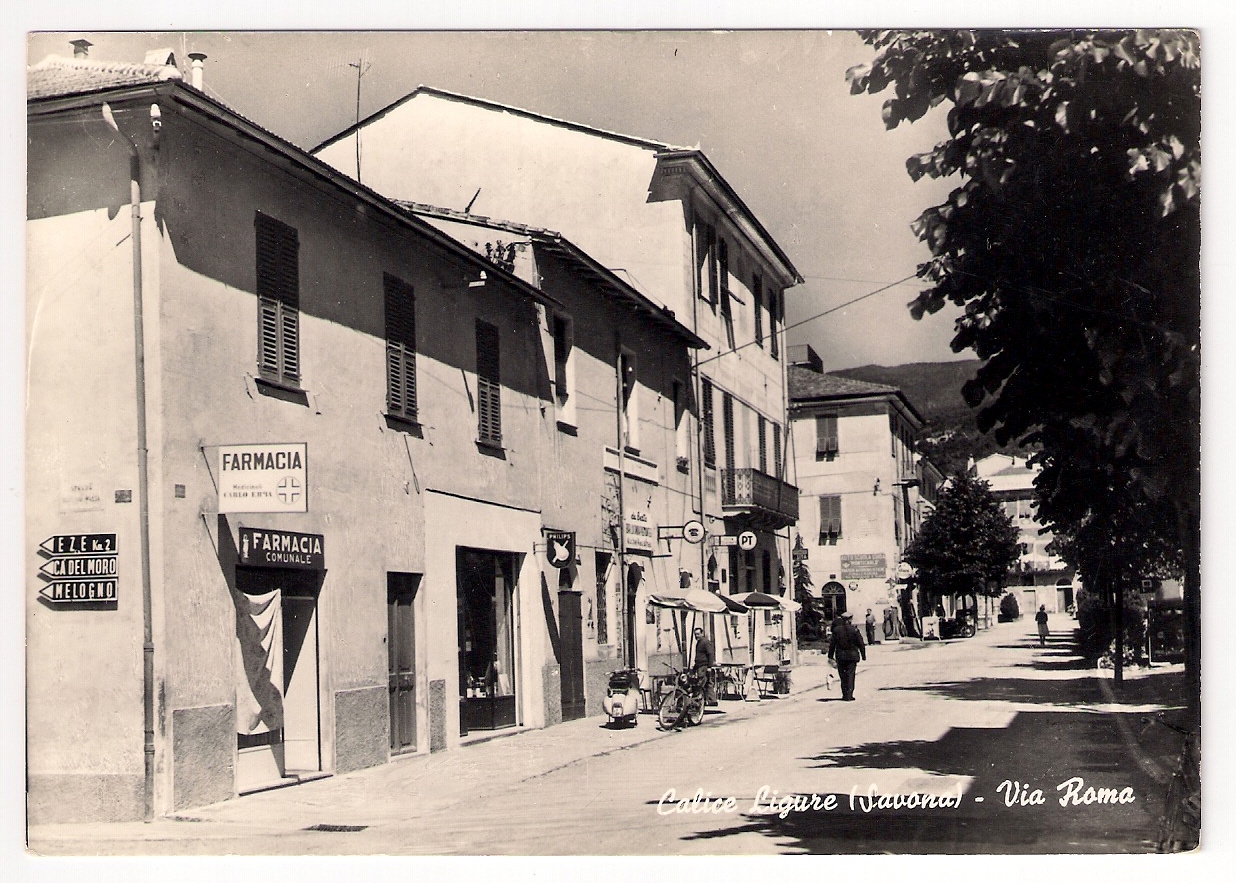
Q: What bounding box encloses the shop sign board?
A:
[37,533,118,605]
[624,510,656,555]
[218,443,308,513]
[840,553,887,580]
[738,531,758,551]
[238,527,324,570]
[545,530,575,568]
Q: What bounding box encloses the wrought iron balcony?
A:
[721,468,799,528]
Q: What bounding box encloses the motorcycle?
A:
[602,668,642,727]
[939,609,977,639]
[657,669,707,730]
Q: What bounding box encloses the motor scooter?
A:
[602,668,641,727]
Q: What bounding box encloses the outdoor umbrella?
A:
[732,591,782,608]
[647,587,728,614]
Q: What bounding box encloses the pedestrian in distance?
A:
[865,608,877,645]
[1035,605,1049,647]
[827,611,867,701]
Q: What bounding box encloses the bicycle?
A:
[657,668,708,730]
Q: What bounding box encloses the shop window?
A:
[475,321,502,447]
[456,549,518,733]
[255,212,300,387]
[815,414,838,460]
[384,273,417,423]
[819,495,842,545]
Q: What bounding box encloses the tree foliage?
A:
[848,29,1201,718]
[792,535,825,639]
[905,473,1021,603]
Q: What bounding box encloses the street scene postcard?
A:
[21,27,1203,858]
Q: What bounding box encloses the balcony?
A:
[721,468,799,529]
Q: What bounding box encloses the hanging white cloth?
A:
[235,588,283,736]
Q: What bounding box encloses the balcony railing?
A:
[721,468,799,527]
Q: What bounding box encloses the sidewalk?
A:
[28,656,837,848]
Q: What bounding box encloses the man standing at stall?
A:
[828,611,867,701]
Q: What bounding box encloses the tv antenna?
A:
[329,49,373,180]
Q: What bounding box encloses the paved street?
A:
[29,613,1187,855]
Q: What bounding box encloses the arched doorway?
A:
[820,581,847,624]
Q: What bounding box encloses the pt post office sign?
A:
[218,443,308,513]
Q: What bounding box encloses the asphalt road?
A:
[29,614,1186,855]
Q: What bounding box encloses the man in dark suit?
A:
[828,611,867,701]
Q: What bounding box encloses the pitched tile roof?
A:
[788,365,900,401]
[27,53,182,102]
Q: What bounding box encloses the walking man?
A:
[1035,605,1050,647]
[865,608,877,645]
[828,611,867,701]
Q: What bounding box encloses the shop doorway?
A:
[457,549,519,734]
[388,572,420,755]
[234,567,322,792]
[558,582,585,721]
[820,581,847,624]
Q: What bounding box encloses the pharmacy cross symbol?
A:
[277,477,301,504]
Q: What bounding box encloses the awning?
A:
[732,591,783,609]
[717,594,751,615]
[647,588,728,614]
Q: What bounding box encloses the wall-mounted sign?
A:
[624,509,655,555]
[218,443,308,513]
[658,520,707,546]
[37,533,117,604]
[59,479,105,513]
[545,530,575,569]
[738,531,758,551]
[840,553,887,581]
[238,527,324,570]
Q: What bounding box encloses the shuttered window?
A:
[384,273,417,421]
[476,320,502,446]
[769,288,780,360]
[703,223,718,307]
[819,495,842,544]
[255,212,299,386]
[702,378,715,469]
[758,415,767,474]
[772,423,783,479]
[815,414,839,459]
[753,274,764,347]
[718,237,730,316]
[722,393,735,472]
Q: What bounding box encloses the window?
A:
[722,393,735,473]
[620,348,639,452]
[772,423,783,479]
[757,415,767,474]
[762,550,772,594]
[718,237,734,349]
[819,495,842,544]
[384,273,417,422]
[815,414,839,459]
[552,314,575,424]
[769,288,780,360]
[255,212,300,386]
[476,321,502,446]
[702,222,718,308]
[702,378,716,469]
[673,379,689,465]
[753,274,764,347]
[595,551,611,645]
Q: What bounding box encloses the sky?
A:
[24,28,963,372]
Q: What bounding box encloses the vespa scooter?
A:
[602,668,642,727]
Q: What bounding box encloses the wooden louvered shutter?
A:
[701,378,715,468]
[769,288,780,360]
[384,274,417,421]
[753,274,764,346]
[758,415,767,474]
[705,224,718,306]
[476,321,501,446]
[772,422,782,479]
[718,237,731,316]
[255,212,299,385]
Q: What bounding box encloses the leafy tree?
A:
[847,29,1200,723]
[904,473,1021,617]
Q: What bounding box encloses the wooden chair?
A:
[752,665,780,698]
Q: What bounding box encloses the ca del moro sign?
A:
[37,533,118,604]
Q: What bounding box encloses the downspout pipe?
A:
[103,102,156,822]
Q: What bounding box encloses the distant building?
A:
[970,453,1074,612]
[787,346,942,637]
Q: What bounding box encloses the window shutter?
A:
[476,321,501,445]
[722,393,735,471]
[772,423,782,478]
[753,274,764,346]
[769,289,780,359]
[758,416,767,474]
[702,378,715,468]
[718,237,731,316]
[705,224,718,305]
[384,273,417,420]
[553,316,570,402]
[255,212,299,384]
